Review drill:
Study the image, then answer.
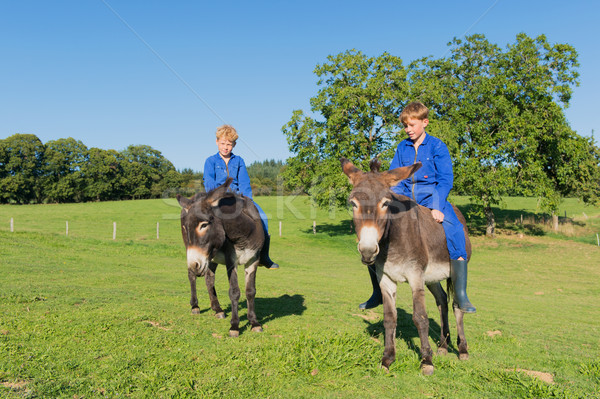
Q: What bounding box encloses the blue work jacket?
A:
[203,152,253,198]
[389,133,453,212]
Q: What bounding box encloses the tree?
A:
[283,35,600,236]
[412,33,593,235]
[153,169,184,198]
[247,159,284,195]
[282,50,409,207]
[81,148,123,201]
[121,144,177,199]
[42,138,88,203]
[179,168,204,193]
[0,134,45,204]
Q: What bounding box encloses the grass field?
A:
[1,195,599,398]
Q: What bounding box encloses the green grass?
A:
[1,196,599,398]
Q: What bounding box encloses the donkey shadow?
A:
[196,294,306,334]
[364,306,461,357]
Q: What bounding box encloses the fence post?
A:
[157,222,159,240]
[66,221,69,236]
[10,217,14,232]
[279,221,282,237]
[313,220,316,235]
[113,222,116,240]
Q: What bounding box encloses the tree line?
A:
[0,134,184,204]
[0,133,285,204]
[282,33,600,235]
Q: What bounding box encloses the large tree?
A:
[282,34,599,236]
[411,34,595,235]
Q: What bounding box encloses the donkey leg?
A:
[453,305,469,360]
[188,268,201,315]
[205,262,224,319]
[380,274,397,370]
[244,261,262,332]
[226,264,241,337]
[427,282,450,355]
[410,279,434,375]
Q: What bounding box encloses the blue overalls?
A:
[389,134,467,260]
[203,152,269,233]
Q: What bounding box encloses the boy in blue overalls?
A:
[359,102,475,313]
[204,124,279,269]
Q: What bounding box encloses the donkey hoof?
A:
[229,330,239,338]
[380,357,393,372]
[437,348,448,356]
[421,364,434,376]
[251,326,263,333]
[191,307,201,315]
[215,312,225,319]
[379,364,390,373]
[459,353,469,361]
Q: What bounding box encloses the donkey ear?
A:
[340,158,363,186]
[382,162,422,187]
[222,177,233,189]
[206,178,235,207]
[177,194,192,209]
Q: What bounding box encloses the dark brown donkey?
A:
[177,178,264,337]
[341,158,470,375]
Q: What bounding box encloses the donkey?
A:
[341,158,470,375]
[177,178,264,337]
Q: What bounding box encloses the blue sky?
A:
[2,1,598,171]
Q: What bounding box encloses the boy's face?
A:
[216,138,235,158]
[403,118,429,143]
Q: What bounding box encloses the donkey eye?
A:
[381,199,391,209]
[350,199,358,208]
[198,222,209,230]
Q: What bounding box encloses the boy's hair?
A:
[400,101,429,124]
[215,124,239,142]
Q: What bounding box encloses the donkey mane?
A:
[369,158,382,172]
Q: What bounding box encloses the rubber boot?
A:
[260,234,279,269]
[359,264,382,309]
[450,259,476,313]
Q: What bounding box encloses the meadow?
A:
[1,195,599,398]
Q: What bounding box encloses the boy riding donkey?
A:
[359,101,475,313]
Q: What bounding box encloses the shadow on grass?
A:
[255,294,306,324]
[198,294,306,334]
[364,307,463,358]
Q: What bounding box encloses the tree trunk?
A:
[485,205,496,237]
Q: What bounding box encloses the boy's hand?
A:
[431,209,445,223]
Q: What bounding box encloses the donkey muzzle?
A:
[358,226,380,265]
[186,247,210,276]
